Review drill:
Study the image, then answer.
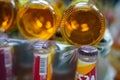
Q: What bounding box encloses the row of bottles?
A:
[0,39,99,80]
[0,0,68,38]
[0,0,106,46]
[27,40,98,80]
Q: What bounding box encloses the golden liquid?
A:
[17,4,57,39]
[0,1,15,32]
[60,3,106,46]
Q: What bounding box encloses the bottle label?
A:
[33,54,52,80]
[0,47,13,80]
[75,60,97,80]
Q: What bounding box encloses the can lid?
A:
[78,46,98,56]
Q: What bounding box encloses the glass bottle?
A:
[9,40,33,80]
[0,39,14,80]
[60,0,106,46]
[17,0,58,40]
[32,40,55,80]
[52,43,77,80]
[0,0,16,33]
[75,46,98,80]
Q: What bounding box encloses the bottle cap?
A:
[78,46,98,56]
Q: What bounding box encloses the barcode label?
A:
[40,56,47,75]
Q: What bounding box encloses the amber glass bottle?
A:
[60,0,106,46]
[17,0,57,39]
[0,0,16,33]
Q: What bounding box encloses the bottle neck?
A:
[70,0,92,7]
[71,0,95,6]
[73,0,89,3]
